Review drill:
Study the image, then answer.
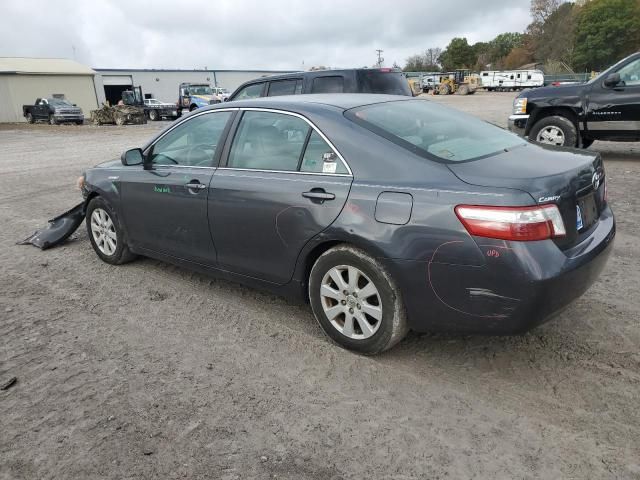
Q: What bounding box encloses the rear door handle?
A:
[302,189,335,201]
[185,181,207,190]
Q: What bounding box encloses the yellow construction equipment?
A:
[436,70,478,95]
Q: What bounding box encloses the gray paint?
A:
[375,192,413,225]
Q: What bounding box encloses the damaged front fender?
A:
[18,202,86,250]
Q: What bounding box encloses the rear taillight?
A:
[455,204,566,241]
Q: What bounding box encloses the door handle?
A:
[302,189,335,201]
[185,181,207,190]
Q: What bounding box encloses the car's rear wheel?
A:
[309,245,408,354]
[49,115,57,125]
[529,115,578,147]
[26,113,34,124]
[86,197,136,265]
[149,109,158,121]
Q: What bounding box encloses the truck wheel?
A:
[26,113,34,124]
[529,115,578,147]
[149,110,158,121]
[457,84,469,95]
[438,84,450,95]
[189,104,198,112]
[49,115,57,125]
[308,245,408,355]
[115,115,125,126]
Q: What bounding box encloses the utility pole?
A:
[376,49,384,68]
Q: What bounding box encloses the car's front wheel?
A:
[309,245,408,354]
[86,197,136,265]
[149,109,158,121]
[529,115,578,147]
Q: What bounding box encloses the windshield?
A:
[188,85,213,95]
[357,70,412,96]
[347,100,526,162]
[48,98,73,106]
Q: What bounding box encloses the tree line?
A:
[404,0,640,73]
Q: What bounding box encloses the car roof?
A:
[215,93,413,112]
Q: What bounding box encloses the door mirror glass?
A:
[121,148,144,166]
[604,72,621,87]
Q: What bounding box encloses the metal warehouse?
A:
[94,68,294,105]
[0,57,99,123]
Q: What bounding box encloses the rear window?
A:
[347,100,526,162]
[311,76,345,93]
[357,70,412,96]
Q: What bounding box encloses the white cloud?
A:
[0,0,532,69]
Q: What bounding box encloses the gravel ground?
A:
[1,93,639,479]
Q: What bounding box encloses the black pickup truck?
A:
[23,97,84,125]
[509,52,640,148]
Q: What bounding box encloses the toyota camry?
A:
[78,94,615,354]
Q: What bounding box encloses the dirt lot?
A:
[1,93,639,479]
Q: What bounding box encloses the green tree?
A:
[488,32,523,64]
[440,37,476,70]
[573,0,640,70]
[535,2,577,66]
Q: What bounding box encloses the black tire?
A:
[115,114,125,126]
[308,245,408,355]
[529,115,578,147]
[457,84,469,95]
[149,109,158,121]
[75,120,83,126]
[26,113,34,124]
[189,104,198,112]
[86,197,136,265]
[49,115,57,125]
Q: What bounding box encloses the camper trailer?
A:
[480,70,544,91]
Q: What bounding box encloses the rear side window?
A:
[234,83,264,100]
[267,79,302,97]
[300,131,348,174]
[357,71,412,96]
[311,76,344,93]
[347,100,525,163]
[227,111,349,174]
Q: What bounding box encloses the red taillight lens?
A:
[455,204,566,241]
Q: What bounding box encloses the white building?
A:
[94,68,295,105]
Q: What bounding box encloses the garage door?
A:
[101,75,133,86]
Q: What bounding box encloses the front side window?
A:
[227,111,349,174]
[617,58,640,86]
[234,83,264,100]
[311,76,344,93]
[347,100,526,163]
[267,79,301,97]
[149,111,232,167]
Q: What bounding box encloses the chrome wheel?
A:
[320,265,382,339]
[90,208,117,256]
[536,125,565,145]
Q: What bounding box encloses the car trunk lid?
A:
[447,143,606,249]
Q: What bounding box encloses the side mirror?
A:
[73,103,77,107]
[604,72,621,87]
[121,148,144,166]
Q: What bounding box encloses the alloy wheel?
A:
[536,126,565,146]
[320,265,382,339]
[90,208,117,256]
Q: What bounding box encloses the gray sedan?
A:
[79,94,614,354]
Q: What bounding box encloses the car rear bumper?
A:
[508,114,529,136]
[387,206,615,334]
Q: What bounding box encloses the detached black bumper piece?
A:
[18,202,85,249]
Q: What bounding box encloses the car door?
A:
[586,56,640,141]
[209,109,353,284]
[34,99,47,119]
[120,109,235,265]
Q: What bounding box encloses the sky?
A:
[0,0,532,70]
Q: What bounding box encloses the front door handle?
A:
[302,189,335,201]
[185,181,207,190]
